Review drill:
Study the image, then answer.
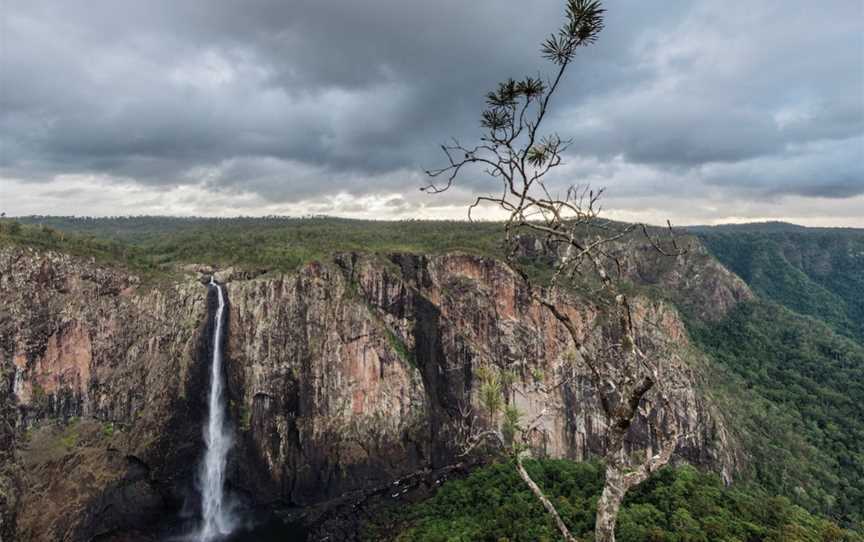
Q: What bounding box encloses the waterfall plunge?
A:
[197,277,235,541]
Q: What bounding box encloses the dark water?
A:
[223,519,307,541]
[157,509,308,541]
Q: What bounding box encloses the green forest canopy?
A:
[365,460,861,542]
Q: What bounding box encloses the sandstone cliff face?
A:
[0,247,211,541]
[616,241,754,322]
[222,252,740,512]
[516,233,753,322]
[0,242,748,540]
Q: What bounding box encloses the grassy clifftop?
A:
[5,216,507,273]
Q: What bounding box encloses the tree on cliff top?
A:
[424,1,687,540]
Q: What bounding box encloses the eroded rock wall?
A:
[0,247,210,540]
[224,251,742,510]
[0,242,748,540]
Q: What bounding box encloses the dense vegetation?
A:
[685,223,864,529]
[692,223,864,342]
[0,220,159,275]
[365,460,861,541]
[7,216,507,272]
[688,301,864,529]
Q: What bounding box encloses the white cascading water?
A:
[197,277,235,541]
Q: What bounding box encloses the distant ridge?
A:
[685,221,863,234]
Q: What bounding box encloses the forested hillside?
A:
[688,301,864,527]
[691,223,864,342]
[687,223,864,529]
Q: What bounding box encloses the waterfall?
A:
[197,277,235,541]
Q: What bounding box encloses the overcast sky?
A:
[1,0,862,225]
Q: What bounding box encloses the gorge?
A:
[0,234,743,540]
[0,218,861,541]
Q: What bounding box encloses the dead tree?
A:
[424,1,686,540]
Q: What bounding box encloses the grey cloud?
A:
[0,0,862,210]
[701,136,864,198]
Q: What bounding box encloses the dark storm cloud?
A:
[1,0,862,208]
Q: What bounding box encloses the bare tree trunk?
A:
[515,454,579,542]
[595,465,626,542]
[594,414,679,542]
[594,421,630,542]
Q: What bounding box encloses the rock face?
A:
[0,247,211,541]
[0,242,748,541]
[0,341,17,542]
[516,232,753,323]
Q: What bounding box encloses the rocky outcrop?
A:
[615,241,753,322]
[516,232,753,322]
[0,241,747,540]
[14,420,165,542]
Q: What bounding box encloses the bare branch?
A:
[423,3,690,541]
[516,453,580,542]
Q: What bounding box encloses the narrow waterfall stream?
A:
[198,277,235,541]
